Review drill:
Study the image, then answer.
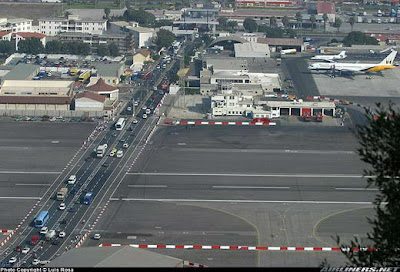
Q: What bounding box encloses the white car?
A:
[142,106,147,110]
[146,108,151,114]
[9,257,17,263]
[93,233,101,240]
[67,175,76,185]
[123,143,129,149]
[116,150,123,158]
[32,259,40,265]
[133,101,139,106]
[22,247,30,254]
[59,203,66,210]
[142,114,147,119]
[40,227,48,235]
[132,119,138,124]
[59,231,66,238]
[127,106,132,111]
[109,151,115,157]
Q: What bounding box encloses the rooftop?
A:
[85,78,118,92]
[46,246,184,267]
[0,31,10,37]
[95,63,124,78]
[234,42,270,58]
[317,2,335,14]
[2,64,39,81]
[126,26,155,33]
[258,37,303,46]
[76,91,106,103]
[14,32,46,38]
[205,57,248,71]
[1,80,74,93]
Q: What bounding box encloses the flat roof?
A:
[126,26,154,33]
[265,100,336,108]
[95,63,124,78]
[258,38,303,46]
[234,42,270,58]
[2,64,39,81]
[1,80,74,96]
[206,57,248,71]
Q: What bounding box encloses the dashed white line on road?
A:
[128,185,168,188]
[0,171,62,174]
[15,184,50,186]
[212,186,290,189]
[0,197,41,200]
[127,172,369,178]
[335,187,378,191]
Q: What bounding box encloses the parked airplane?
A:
[308,50,397,76]
[311,51,347,62]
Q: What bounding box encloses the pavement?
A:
[85,125,375,267]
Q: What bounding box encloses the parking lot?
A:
[0,120,95,231]
[86,125,374,267]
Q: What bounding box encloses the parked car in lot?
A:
[22,247,30,254]
[40,227,48,235]
[9,257,17,264]
[15,246,22,252]
[59,203,66,210]
[142,114,147,119]
[32,259,40,265]
[93,233,101,240]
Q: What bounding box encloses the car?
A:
[123,143,129,149]
[102,162,109,167]
[39,260,50,265]
[127,107,132,111]
[146,108,151,114]
[40,227,48,235]
[59,219,67,225]
[109,151,115,157]
[32,259,40,265]
[111,148,117,153]
[67,175,76,185]
[156,65,160,69]
[112,132,117,137]
[22,247,30,254]
[133,101,139,106]
[142,106,147,110]
[51,239,59,245]
[142,114,147,119]
[132,119,138,124]
[70,189,77,195]
[58,231,66,238]
[68,207,76,212]
[9,257,17,264]
[59,203,66,210]
[116,150,123,158]
[93,233,101,240]
[15,246,22,252]
[119,138,126,143]
[85,156,93,162]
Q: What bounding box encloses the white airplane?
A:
[311,51,347,62]
[308,50,398,76]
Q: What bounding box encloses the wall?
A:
[0,109,104,117]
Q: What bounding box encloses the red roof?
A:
[14,32,46,38]
[317,2,335,14]
[85,78,117,92]
[139,49,151,57]
[75,92,106,103]
[0,31,10,37]
[370,33,400,41]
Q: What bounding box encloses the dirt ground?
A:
[0,2,64,24]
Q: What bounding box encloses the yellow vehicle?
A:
[111,148,117,153]
[78,71,91,82]
[69,67,79,76]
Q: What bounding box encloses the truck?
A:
[56,187,68,201]
[280,48,297,55]
[96,144,108,158]
[78,71,91,82]
[83,192,94,205]
[45,230,56,241]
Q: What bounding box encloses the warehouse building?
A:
[234,42,271,58]
[0,64,40,84]
[94,63,125,86]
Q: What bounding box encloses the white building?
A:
[234,42,270,58]
[14,32,47,51]
[0,18,33,33]
[109,21,154,49]
[39,15,107,36]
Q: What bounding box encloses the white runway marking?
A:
[0,171,62,174]
[212,186,290,189]
[0,197,41,200]
[109,198,379,205]
[15,184,50,186]
[128,185,168,188]
[127,172,369,178]
[335,187,378,191]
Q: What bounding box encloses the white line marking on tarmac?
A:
[335,187,379,191]
[0,171,62,174]
[15,184,50,186]
[127,172,369,178]
[128,185,168,188]
[212,186,290,189]
[0,197,41,200]
[109,198,380,205]
[177,143,187,146]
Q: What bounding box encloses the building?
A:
[0,64,40,84]
[39,15,107,36]
[59,32,133,54]
[258,37,305,52]
[218,8,304,21]
[85,78,119,100]
[316,2,335,23]
[145,9,183,21]
[368,33,400,46]
[260,100,336,117]
[132,49,152,71]
[66,8,127,20]
[234,42,270,58]
[0,31,12,41]
[14,32,47,51]
[109,22,154,49]
[235,0,299,8]
[0,80,74,111]
[95,63,125,86]
[74,91,106,111]
[0,18,33,33]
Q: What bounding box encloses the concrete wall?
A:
[0,109,104,117]
[0,104,70,111]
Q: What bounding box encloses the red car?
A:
[30,236,39,245]
[15,246,22,252]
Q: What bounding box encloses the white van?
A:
[116,150,123,158]
[68,175,76,185]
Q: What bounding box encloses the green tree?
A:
[227,21,237,32]
[310,15,316,31]
[295,12,302,29]
[285,28,297,38]
[259,26,284,38]
[217,16,228,31]
[323,13,329,33]
[18,38,44,55]
[104,8,111,19]
[336,103,400,266]
[269,16,277,28]
[155,29,176,50]
[108,42,119,56]
[349,16,356,32]
[45,40,62,54]
[97,44,110,56]
[342,31,379,47]
[123,8,155,27]
[77,43,91,55]
[282,16,290,28]
[0,40,14,56]
[334,17,343,33]
[243,17,257,33]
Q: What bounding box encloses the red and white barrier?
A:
[165,120,276,126]
[99,243,377,252]
[183,261,207,267]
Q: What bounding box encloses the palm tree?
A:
[282,16,289,29]
[335,17,343,33]
[323,13,329,33]
[310,15,316,31]
[295,12,302,30]
[349,16,356,32]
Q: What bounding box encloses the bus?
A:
[83,192,94,205]
[78,71,91,82]
[34,211,49,228]
[115,118,126,131]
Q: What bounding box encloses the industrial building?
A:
[0,64,40,83]
[109,21,155,49]
[234,42,270,58]
[94,63,125,86]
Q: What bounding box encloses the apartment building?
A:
[0,18,33,33]
[39,15,107,36]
